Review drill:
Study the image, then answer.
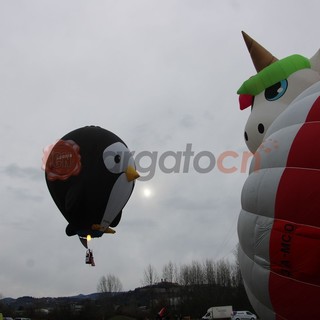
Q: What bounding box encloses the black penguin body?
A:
[45,126,135,237]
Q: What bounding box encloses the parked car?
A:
[232,311,257,320]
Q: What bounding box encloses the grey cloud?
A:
[180,114,196,128]
[1,164,43,181]
[163,194,217,212]
[5,186,43,202]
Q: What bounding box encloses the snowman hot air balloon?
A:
[44,126,139,265]
[237,32,320,319]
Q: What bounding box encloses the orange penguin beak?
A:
[125,166,140,182]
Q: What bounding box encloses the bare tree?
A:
[142,264,159,286]
[216,259,232,287]
[232,243,243,287]
[162,261,178,283]
[178,264,191,285]
[97,274,123,293]
[203,259,216,285]
[189,260,205,285]
[97,275,107,293]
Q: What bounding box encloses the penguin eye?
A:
[103,142,133,174]
[114,154,121,164]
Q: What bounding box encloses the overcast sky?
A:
[1,0,319,299]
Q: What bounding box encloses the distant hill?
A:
[0,292,110,309]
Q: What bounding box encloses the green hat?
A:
[237,54,311,96]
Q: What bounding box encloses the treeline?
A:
[1,252,254,320]
[93,255,252,319]
[141,258,243,288]
[134,257,251,318]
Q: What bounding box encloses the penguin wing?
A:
[110,210,122,227]
[99,173,134,230]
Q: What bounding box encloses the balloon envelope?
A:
[45,125,138,241]
[238,32,320,320]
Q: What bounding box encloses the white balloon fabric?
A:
[237,32,320,320]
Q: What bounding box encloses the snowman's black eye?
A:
[258,123,264,134]
[265,80,288,101]
[114,155,121,163]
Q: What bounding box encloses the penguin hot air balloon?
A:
[237,32,320,319]
[44,126,139,261]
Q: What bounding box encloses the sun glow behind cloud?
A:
[142,187,152,198]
